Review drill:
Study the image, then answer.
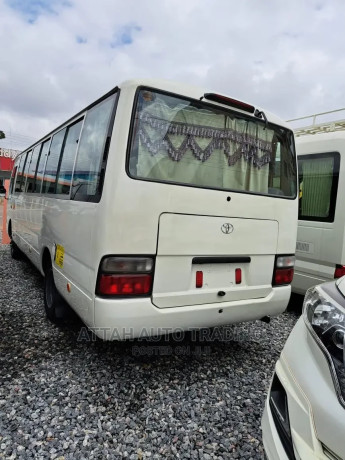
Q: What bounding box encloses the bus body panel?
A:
[293,134,345,295]
[10,194,97,326]
[152,256,274,309]
[94,170,297,257]
[152,213,278,308]
[40,199,96,317]
[156,213,278,255]
[10,193,42,270]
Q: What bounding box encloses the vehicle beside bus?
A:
[7,79,297,339]
[289,110,345,296]
[262,279,345,460]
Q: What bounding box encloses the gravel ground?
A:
[0,244,299,459]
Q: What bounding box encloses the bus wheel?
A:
[10,241,22,260]
[44,265,67,323]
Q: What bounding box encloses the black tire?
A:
[10,241,21,260]
[44,264,68,323]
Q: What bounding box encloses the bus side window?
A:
[22,150,33,193]
[56,119,83,195]
[42,129,66,194]
[15,153,28,193]
[25,145,40,193]
[35,140,50,193]
[72,94,117,201]
[10,163,18,194]
[14,157,22,192]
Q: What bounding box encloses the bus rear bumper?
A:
[93,286,290,340]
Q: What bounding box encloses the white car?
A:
[262,278,345,460]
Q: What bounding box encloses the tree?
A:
[0,131,5,139]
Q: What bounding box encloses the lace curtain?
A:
[132,96,275,193]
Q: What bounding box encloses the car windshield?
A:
[128,89,297,197]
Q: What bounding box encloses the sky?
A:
[1,0,345,151]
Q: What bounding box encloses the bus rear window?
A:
[128,89,296,197]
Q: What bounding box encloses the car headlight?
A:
[303,286,345,407]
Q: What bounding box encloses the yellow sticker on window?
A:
[55,244,65,268]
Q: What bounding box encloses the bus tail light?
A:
[273,255,295,286]
[99,274,152,295]
[334,265,345,279]
[97,256,154,296]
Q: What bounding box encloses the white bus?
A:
[289,110,345,295]
[7,79,297,339]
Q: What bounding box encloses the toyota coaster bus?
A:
[7,79,298,339]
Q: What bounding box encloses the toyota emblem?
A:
[221,223,234,234]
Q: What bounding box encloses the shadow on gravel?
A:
[286,292,304,314]
[53,311,290,374]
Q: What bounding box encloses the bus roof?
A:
[17,78,291,157]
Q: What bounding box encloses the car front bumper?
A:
[262,317,345,460]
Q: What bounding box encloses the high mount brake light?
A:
[203,93,255,114]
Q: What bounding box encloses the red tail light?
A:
[334,265,345,279]
[99,274,152,295]
[235,268,242,284]
[196,271,203,288]
[97,256,154,296]
[273,255,295,286]
[274,268,294,285]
